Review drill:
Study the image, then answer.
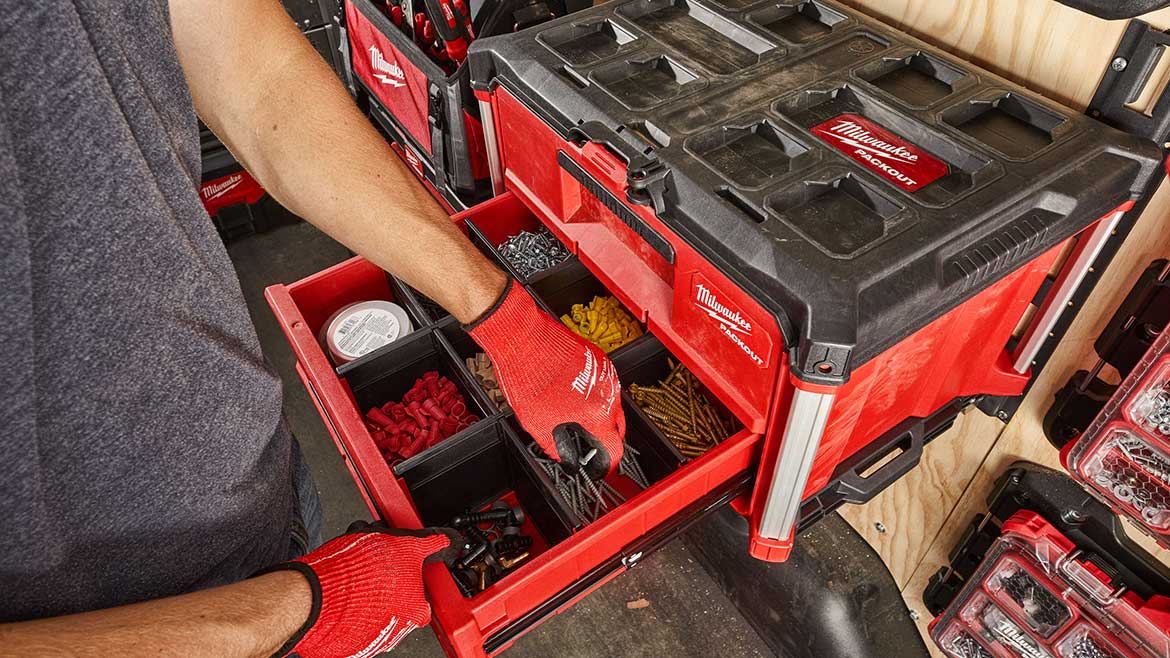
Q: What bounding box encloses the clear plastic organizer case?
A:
[929,511,1170,658]
[1065,326,1170,547]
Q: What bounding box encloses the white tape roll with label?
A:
[321,300,413,364]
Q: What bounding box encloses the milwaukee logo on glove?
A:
[571,349,597,396]
[811,114,948,191]
[368,45,406,88]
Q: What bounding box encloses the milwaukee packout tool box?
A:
[467,0,1161,561]
[1064,324,1170,548]
[346,0,493,203]
[931,510,1170,658]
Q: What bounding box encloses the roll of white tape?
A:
[320,300,413,364]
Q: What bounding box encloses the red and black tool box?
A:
[466,0,1162,561]
[925,463,1170,658]
[1063,322,1170,548]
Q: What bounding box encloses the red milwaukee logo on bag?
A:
[368,45,406,88]
[811,114,948,191]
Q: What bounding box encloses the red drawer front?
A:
[482,84,1103,561]
[265,191,761,658]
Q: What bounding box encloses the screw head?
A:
[1061,509,1087,524]
[1112,57,1129,72]
[909,609,921,621]
[874,521,888,534]
[997,410,1010,421]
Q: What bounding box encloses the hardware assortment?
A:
[629,360,731,459]
[560,295,643,353]
[447,500,534,597]
[528,441,651,524]
[465,352,505,408]
[498,228,571,279]
[364,371,480,466]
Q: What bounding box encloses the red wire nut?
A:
[365,371,480,463]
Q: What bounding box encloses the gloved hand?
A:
[467,279,625,478]
[266,522,461,658]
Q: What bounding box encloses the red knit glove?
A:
[467,279,625,478]
[267,523,461,658]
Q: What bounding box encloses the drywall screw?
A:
[1112,57,1128,72]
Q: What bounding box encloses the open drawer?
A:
[265,191,761,657]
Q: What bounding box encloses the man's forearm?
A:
[0,571,310,658]
[170,0,505,322]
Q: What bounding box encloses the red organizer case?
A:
[266,191,760,658]
[1064,326,1170,547]
[930,510,1170,658]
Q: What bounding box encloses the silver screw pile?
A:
[1134,383,1170,437]
[1069,635,1115,658]
[947,631,994,658]
[498,228,571,279]
[529,442,650,524]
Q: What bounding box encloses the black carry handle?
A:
[557,151,676,264]
[567,121,658,176]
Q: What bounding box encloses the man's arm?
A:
[0,571,310,658]
[169,0,506,323]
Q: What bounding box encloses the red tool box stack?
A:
[268,1,1163,655]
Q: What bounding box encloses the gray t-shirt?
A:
[0,0,295,621]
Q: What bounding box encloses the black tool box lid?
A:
[469,0,1161,383]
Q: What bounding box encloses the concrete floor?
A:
[227,220,775,658]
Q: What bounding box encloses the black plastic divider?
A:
[396,418,578,545]
[611,335,742,463]
[336,326,498,473]
[527,259,652,356]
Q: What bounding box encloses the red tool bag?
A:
[345,0,493,203]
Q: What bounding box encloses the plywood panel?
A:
[830,1,1170,654]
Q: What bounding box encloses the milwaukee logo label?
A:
[810,114,948,192]
[368,45,405,87]
[696,284,752,335]
[694,282,765,367]
[989,616,1049,658]
[825,120,919,164]
[571,349,597,396]
[202,174,242,201]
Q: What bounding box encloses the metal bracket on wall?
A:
[979,20,1170,422]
